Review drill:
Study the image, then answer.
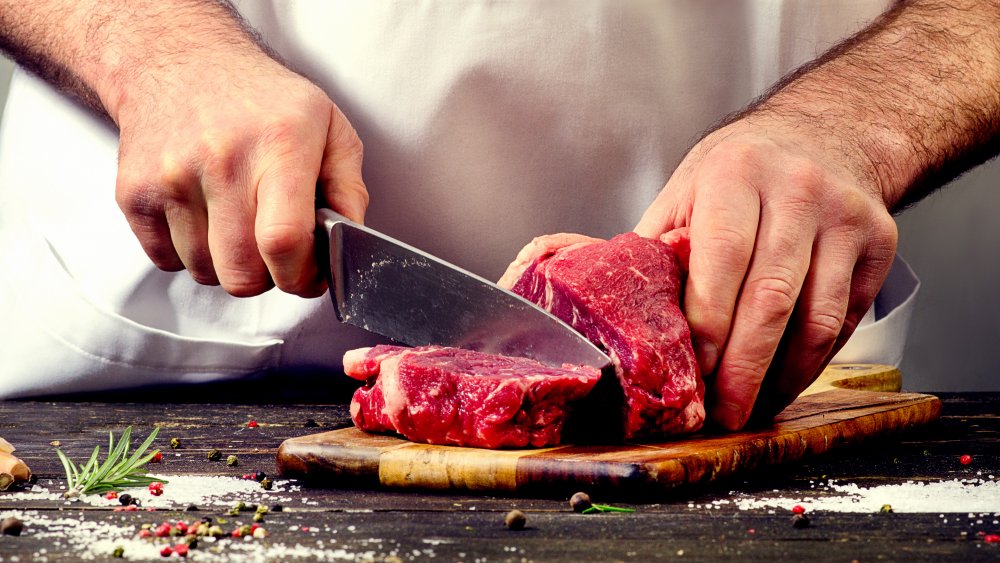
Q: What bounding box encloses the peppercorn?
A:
[207,449,222,461]
[138,529,153,539]
[570,492,593,513]
[200,516,213,525]
[253,471,267,482]
[170,438,181,449]
[247,420,258,428]
[185,535,198,548]
[234,501,248,511]
[791,505,806,515]
[207,525,224,538]
[252,527,267,539]
[112,546,125,558]
[791,513,810,529]
[960,454,973,465]
[174,543,189,557]
[305,419,319,428]
[185,504,199,512]
[1,516,24,536]
[226,455,239,467]
[270,504,283,512]
[151,451,163,463]
[118,493,133,506]
[504,509,527,530]
[160,546,173,557]
[261,478,273,490]
[227,507,240,517]
[252,512,264,523]
[256,504,268,514]
[239,524,253,537]
[880,504,894,513]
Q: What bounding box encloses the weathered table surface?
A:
[1,390,998,561]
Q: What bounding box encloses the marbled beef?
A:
[498,232,704,440]
[344,345,601,448]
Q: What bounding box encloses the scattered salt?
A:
[735,478,1000,513]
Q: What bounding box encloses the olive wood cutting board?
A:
[276,364,940,496]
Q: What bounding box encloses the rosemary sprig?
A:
[55,426,165,499]
[581,504,636,514]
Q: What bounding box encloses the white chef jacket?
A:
[0,0,910,398]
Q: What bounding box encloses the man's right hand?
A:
[113,51,368,298]
[0,0,369,298]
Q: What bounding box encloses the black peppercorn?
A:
[791,513,810,529]
[200,516,213,525]
[253,471,267,482]
[207,449,222,461]
[185,505,199,512]
[118,493,132,506]
[260,478,273,490]
[1,516,24,536]
[570,492,593,513]
[270,504,283,512]
[504,510,526,531]
[305,419,319,428]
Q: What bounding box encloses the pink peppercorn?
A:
[152,451,163,463]
[985,534,1000,543]
[960,454,973,465]
[105,491,118,500]
[160,546,173,557]
[247,420,259,428]
[174,544,189,557]
[792,505,806,515]
[155,523,172,537]
[138,529,153,539]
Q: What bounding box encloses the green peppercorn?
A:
[112,546,125,558]
[504,509,526,531]
[185,535,198,548]
[238,524,252,537]
[570,492,593,513]
[207,525,224,538]
[252,512,264,523]
[255,504,269,514]
[207,449,222,461]
[260,478,273,490]
[235,501,248,511]
[227,507,240,517]
[170,437,181,449]
[880,504,894,513]
[226,455,238,467]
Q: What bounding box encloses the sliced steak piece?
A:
[499,231,705,440]
[344,345,601,448]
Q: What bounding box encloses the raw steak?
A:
[498,231,705,440]
[344,345,601,448]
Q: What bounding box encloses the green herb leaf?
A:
[55,426,166,499]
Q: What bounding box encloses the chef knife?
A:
[316,208,611,370]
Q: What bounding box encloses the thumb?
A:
[320,106,369,223]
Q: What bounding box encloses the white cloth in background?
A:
[0,0,904,398]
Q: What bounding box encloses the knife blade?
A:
[316,208,611,370]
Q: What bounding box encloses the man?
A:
[0,1,992,429]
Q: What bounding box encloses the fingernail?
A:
[693,337,718,376]
[712,400,746,431]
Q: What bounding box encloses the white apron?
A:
[0,0,906,398]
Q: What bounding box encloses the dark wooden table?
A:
[1,391,998,561]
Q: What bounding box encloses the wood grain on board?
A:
[277,364,940,495]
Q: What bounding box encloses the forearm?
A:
[734,0,1000,210]
[0,0,273,123]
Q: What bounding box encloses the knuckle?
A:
[257,222,309,260]
[719,354,769,395]
[800,307,845,349]
[744,268,800,323]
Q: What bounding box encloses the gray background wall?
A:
[0,55,995,392]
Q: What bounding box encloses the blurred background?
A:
[0,54,996,392]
